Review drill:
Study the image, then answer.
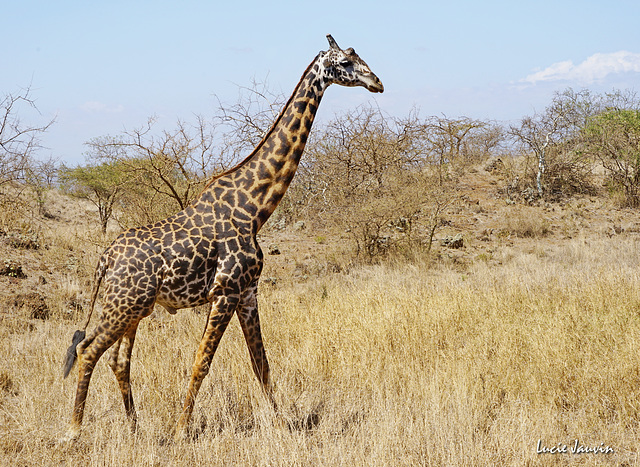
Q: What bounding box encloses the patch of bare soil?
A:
[1,167,638,325]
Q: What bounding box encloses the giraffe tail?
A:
[62,330,86,378]
[63,253,108,378]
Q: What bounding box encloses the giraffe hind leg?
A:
[62,316,133,442]
[108,319,142,434]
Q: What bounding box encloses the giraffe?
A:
[61,34,383,442]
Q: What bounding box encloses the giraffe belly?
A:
[156,261,216,310]
[155,294,210,312]
[155,277,213,309]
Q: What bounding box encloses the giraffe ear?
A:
[326,34,340,50]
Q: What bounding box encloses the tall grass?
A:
[2,236,640,465]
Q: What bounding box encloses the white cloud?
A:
[80,101,125,113]
[522,51,640,85]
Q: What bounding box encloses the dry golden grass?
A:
[2,229,640,465]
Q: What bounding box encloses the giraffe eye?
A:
[339,59,353,68]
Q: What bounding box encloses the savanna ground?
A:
[2,165,640,466]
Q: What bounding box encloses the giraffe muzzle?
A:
[364,74,384,93]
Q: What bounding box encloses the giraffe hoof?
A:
[58,426,81,444]
[173,425,190,443]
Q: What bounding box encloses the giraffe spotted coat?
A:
[61,34,383,442]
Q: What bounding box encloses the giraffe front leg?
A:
[237,283,277,411]
[174,292,238,441]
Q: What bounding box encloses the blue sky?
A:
[3,0,639,164]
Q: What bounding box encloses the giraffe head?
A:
[321,34,384,93]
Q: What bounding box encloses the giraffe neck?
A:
[202,53,330,232]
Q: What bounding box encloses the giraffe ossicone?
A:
[60,34,383,442]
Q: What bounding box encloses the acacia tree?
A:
[509,89,604,197]
[0,87,55,187]
[294,104,461,259]
[84,116,233,226]
[510,100,574,197]
[0,87,56,228]
[81,80,285,227]
[422,116,487,185]
[299,105,422,212]
[306,105,420,195]
[511,88,640,199]
[110,118,217,208]
[214,77,286,157]
[60,140,129,233]
[584,109,640,206]
[24,156,59,216]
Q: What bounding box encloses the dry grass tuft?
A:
[499,206,552,239]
